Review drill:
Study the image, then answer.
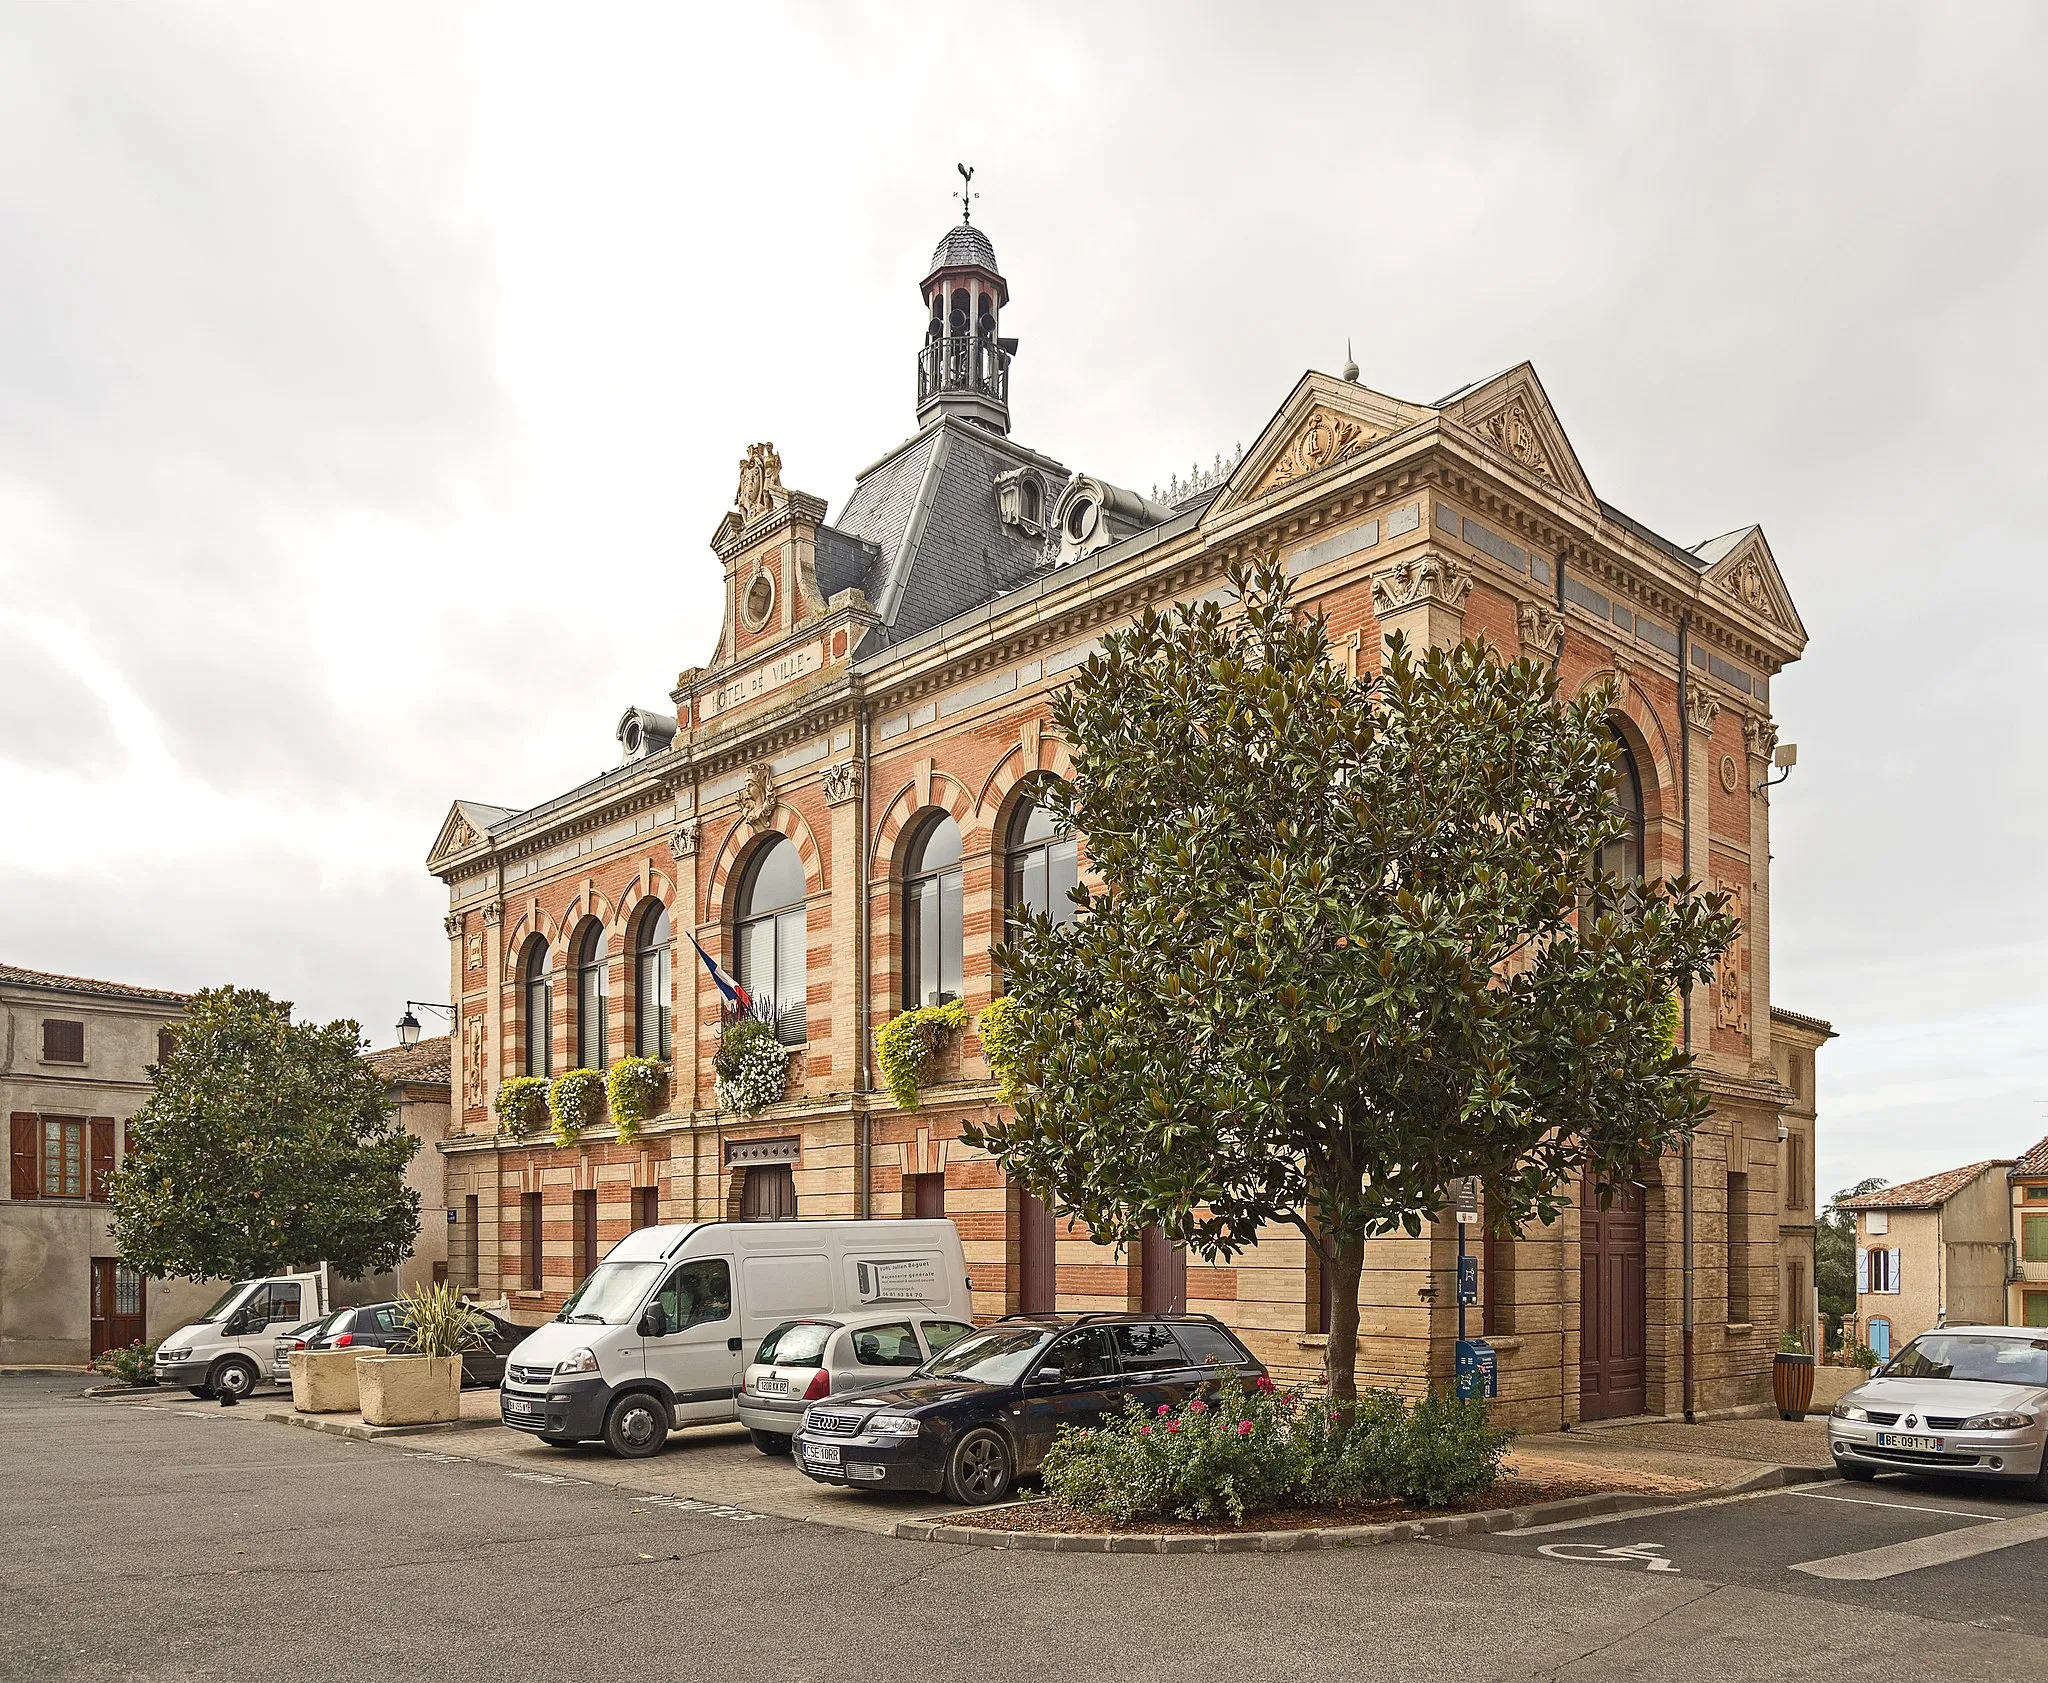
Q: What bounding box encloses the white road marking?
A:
[1537,1540,1679,1572]
[1782,1489,2004,1521]
[1791,1509,2048,1581]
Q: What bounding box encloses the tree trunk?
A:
[1322,1231,1366,1402]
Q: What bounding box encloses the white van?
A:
[498,1219,972,1458]
[152,1273,328,1400]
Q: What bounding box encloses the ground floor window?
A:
[903,1172,944,1220]
[574,1189,598,1281]
[1868,1317,1891,1360]
[633,1185,659,1230]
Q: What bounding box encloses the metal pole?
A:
[1457,1219,1468,1345]
[1678,610,1696,1425]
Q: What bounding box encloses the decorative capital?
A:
[1743,714,1779,762]
[821,760,863,806]
[481,899,503,927]
[1515,600,1565,660]
[1370,550,1473,616]
[667,822,700,860]
[738,762,777,826]
[442,913,464,939]
[1685,688,1721,733]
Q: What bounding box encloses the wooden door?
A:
[1579,1178,1646,1421]
[1139,1226,1187,1314]
[739,1163,796,1221]
[1018,1190,1055,1313]
[90,1259,146,1358]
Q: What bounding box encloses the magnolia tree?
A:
[967,558,1737,1399]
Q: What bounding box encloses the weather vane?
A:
[955,161,977,223]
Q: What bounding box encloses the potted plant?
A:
[607,1056,667,1144]
[547,1068,607,1148]
[356,1282,491,1428]
[714,1016,788,1114]
[495,1075,549,1136]
[875,999,967,1111]
[1772,1326,1816,1420]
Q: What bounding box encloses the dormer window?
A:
[993,467,1048,537]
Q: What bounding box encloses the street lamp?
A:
[1756,741,1797,793]
[397,1001,453,1046]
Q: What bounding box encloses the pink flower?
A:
[1254,1376,1275,1393]
[1237,1420,1253,1436]
[1189,1398,1208,1414]
[1166,1421,1181,1434]
[1138,1424,1152,1435]
[1157,1404,1171,1417]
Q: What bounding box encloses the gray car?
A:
[1830,1324,2048,1495]
[736,1309,977,1453]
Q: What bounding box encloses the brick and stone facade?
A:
[427,211,1823,1427]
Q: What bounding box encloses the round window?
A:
[742,571,776,630]
[1064,496,1097,543]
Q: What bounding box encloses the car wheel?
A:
[603,1392,670,1458]
[538,1435,580,1448]
[209,1357,259,1401]
[748,1428,792,1456]
[943,1427,1014,1506]
[1834,1456,1879,1483]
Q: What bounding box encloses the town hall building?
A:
[426,199,1827,1427]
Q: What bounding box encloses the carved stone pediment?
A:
[1469,398,1556,483]
[1258,407,1376,495]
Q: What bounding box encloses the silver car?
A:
[737,1309,976,1454]
[1830,1325,2048,1495]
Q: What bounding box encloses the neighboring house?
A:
[363,1036,453,1299]
[2009,1135,2048,1329]
[1,963,217,1365]
[1840,1161,2013,1359]
[1770,1008,1833,1354]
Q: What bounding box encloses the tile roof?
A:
[2012,1135,2048,1178]
[0,962,189,1004]
[1839,1160,2008,1211]
[1769,1006,1836,1038]
[927,222,1000,279]
[365,1035,451,1086]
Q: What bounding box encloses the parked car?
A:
[1830,1325,2048,1496]
[737,1309,978,1453]
[500,1218,973,1458]
[792,1312,1264,1505]
[273,1302,527,1390]
[154,1273,329,1400]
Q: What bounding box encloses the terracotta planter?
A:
[289,1347,373,1414]
[1773,1350,1816,1421]
[356,1354,461,1426]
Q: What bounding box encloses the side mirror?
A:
[640,1305,670,1339]
[1026,1365,1064,1387]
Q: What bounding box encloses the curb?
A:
[890,1463,1836,1553]
[260,1408,507,1442]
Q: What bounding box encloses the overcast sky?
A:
[2,3,2043,1197]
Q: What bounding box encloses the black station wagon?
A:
[791,1312,1264,1505]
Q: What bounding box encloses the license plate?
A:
[1878,1431,1941,1451]
[505,1399,543,1420]
[802,1441,841,1466]
[755,1375,789,1396]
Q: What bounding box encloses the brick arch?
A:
[561,885,621,944]
[615,870,676,939]
[503,906,563,975]
[703,802,825,925]
[871,771,978,880]
[977,733,1073,839]
[1575,670,1675,827]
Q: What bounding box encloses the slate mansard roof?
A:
[926,222,1000,281]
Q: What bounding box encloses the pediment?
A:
[1207,372,1431,518]
[426,799,513,872]
[1438,363,1595,506]
[1695,525,1807,643]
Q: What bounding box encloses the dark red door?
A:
[90,1259,146,1358]
[1018,1190,1055,1313]
[1579,1178,1646,1421]
[1139,1226,1187,1314]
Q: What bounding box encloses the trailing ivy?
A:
[495,1076,550,1136]
[607,1057,668,1144]
[875,999,966,1111]
[975,995,1024,1102]
[547,1068,607,1148]
[714,1019,787,1115]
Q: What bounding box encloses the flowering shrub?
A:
[875,999,966,1111]
[974,995,1026,1102]
[1038,1374,1510,1524]
[547,1069,607,1148]
[494,1076,549,1136]
[714,1019,788,1114]
[90,1339,158,1387]
[606,1057,667,1143]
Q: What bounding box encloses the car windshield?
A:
[1882,1334,2048,1387]
[556,1262,665,1326]
[196,1282,257,1324]
[756,1321,835,1366]
[913,1327,1050,1386]
[293,1310,344,1342]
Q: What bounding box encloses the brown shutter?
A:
[10,1114,38,1200]
[89,1118,116,1202]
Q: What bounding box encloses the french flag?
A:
[690,935,752,1013]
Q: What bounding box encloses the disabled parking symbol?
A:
[1536,1540,1680,1573]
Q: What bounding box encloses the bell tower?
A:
[915,164,1014,434]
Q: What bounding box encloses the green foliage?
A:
[975,995,1026,1102]
[110,985,420,1282]
[1038,1375,1511,1525]
[1779,1326,1809,1355]
[90,1340,159,1388]
[393,1281,492,1359]
[1654,991,1683,1058]
[875,999,967,1111]
[606,1058,668,1143]
[1817,1177,1885,1340]
[713,1018,787,1114]
[547,1069,607,1148]
[1850,1343,1880,1371]
[965,556,1738,1397]
[495,1076,550,1135]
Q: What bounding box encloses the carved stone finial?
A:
[1743,715,1779,762]
[1516,600,1565,660]
[1370,550,1474,616]
[821,761,863,806]
[733,442,785,528]
[738,762,777,826]
[1686,688,1722,733]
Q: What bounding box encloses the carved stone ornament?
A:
[733,441,785,527]
[446,813,478,851]
[821,760,863,806]
[738,762,777,826]
[1726,553,1779,625]
[1263,408,1371,492]
[667,822,700,859]
[1370,550,1473,616]
[1743,715,1779,762]
[1472,398,1556,483]
[1714,878,1749,1034]
[466,932,483,972]
[1718,754,1741,794]
[1516,600,1565,660]
[443,913,464,939]
[464,1012,486,1111]
[481,899,504,927]
[1685,688,1721,733]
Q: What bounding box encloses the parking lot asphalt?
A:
[6,1371,2047,1683]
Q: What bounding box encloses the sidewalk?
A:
[1512,1414,1832,1492]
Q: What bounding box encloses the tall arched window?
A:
[634,902,672,1060]
[573,921,608,1070]
[522,940,553,1078]
[1006,785,1079,930]
[1595,727,1646,883]
[903,813,964,1008]
[737,836,807,1045]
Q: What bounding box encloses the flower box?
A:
[355,1353,461,1426]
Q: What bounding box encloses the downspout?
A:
[1678,610,1696,1424]
[855,698,873,1217]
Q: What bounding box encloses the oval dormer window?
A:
[1064,496,1098,544]
[742,571,776,631]
[622,718,644,755]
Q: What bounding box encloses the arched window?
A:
[634,902,672,1060]
[1006,785,1079,930]
[522,940,553,1078]
[903,813,964,1008]
[1595,727,1645,883]
[573,921,608,1071]
[736,836,807,1045]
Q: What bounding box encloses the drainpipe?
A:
[855,698,873,1218]
[1678,610,1696,1424]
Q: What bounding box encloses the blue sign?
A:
[1457,1253,1479,1305]
[1455,1338,1497,1401]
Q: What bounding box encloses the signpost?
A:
[1450,1177,1495,1399]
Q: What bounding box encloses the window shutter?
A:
[1855,1247,1867,1294]
[1889,1247,1901,1294]
[10,1115,37,1200]
[89,1118,116,1202]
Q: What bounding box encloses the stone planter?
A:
[356,1354,461,1426]
[289,1346,374,1414]
[1772,1350,1816,1421]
